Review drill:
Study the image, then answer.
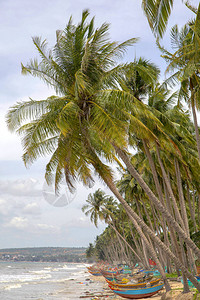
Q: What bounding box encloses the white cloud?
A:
[4,216,58,234]
[63,216,100,229]
[36,223,58,232]
[4,216,28,229]
[22,202,41,215]
[0,198,11,215]
[0,178,42,197]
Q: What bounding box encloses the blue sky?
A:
[0,0,198,248]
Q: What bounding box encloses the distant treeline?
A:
[0,247,87,262]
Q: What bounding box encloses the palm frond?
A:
[142,0,174,38]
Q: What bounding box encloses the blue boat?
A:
[181,276,200,288]
[109,283,164,299]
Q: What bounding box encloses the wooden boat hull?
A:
[87,267,102,276]
[107,277,161,289]
[88,270,102,276]
[101,270,118,276]
[89,272,102,276]
[109,283,164,299]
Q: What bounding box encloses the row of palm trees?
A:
[6,3,200,294]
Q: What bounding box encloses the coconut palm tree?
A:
[83,190,136,264]
[157,18,200,161]
[82,189,107,227]
[6,10,200,291]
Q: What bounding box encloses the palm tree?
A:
[82,189,107,227]
[116,61,200,260]
[6,10,200,291]
[158,12,200,161]
[83,189,144,264]
[6,9,137,192]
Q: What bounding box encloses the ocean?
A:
[0,261,103,300]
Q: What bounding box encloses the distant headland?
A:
[0,247,87,263]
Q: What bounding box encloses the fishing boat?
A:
[109,283,164,299]
[180,275,200,288]
[101,269,119,276]
[106,277,161,289]
[101,269,119,280]
[88,270,102,276]
[87,266,102,276]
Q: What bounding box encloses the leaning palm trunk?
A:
[113,224,130,263]
[119,145,197,289]
[109,221,143,264]
[128,221,148,268]
[198,194,200,226]
[163,179,186,270]
[122,225,135,265]
[141,239,151,269]
[187,183,197,231]
[135,199,157,268]
[156,145,185,230]
[174,159,189,233]
[110,236,120,263]
[191,96,200,161]
[104,176,200,291]
[123,210,171,292]
[143,140,173,272]
[114,146,200,259]
[174,159,196,275]
[179,238,190,293]
[92,141,200,288]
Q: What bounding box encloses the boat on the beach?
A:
[101,269,119,276]
[106,277,161,288]
[88,270,102,276]
[103,271,153,284]
[100,269,119,280]
[87,266,102,276]
[180,275,200,287]
[108,282,164,299]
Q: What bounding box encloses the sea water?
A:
[0,261,97,300]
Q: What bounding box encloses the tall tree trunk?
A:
[122,225,134,265]
[111,220,129,263]
[174,159,189,233]
[187,183,197,231]
[104,176,200,291]
[109,221,143,264]
[128,221,147,268]
[156,145,185,229]
[88,144,200,289]
[175,159,196,274]
[124,210,171,292]
[198,194,200,227]
[143,140,172,272]
[191,101,200,161]
[190,78,200,160]
[114,146,200,259]
[164,180,184,269]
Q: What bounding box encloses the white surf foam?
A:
[3,283,22,290]
[0,273,52,283]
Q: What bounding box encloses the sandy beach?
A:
[79,275,198,300]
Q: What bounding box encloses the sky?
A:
[0,0,199,249]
